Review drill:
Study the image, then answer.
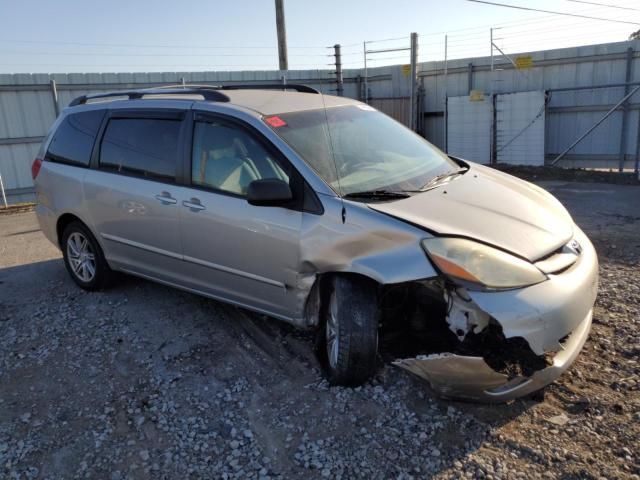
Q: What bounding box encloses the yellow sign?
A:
[469,90,485,102]
[401,64,411,77]
[515,55,533,70]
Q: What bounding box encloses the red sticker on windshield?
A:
[265,115,287,128]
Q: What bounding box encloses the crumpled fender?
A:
[300,195,438,284]
[295,195,438,325]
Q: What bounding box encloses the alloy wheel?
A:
[66,232,96,282]
[326,291,340,369]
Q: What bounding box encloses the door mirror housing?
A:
[247,178,293,206]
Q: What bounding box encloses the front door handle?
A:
[155,192,177,205]
[183,198,205,211]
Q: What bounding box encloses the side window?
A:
[46,110,105,166]
[99,118,181,182]
[191,120,289,196]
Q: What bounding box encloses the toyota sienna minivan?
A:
[33,85,598,402]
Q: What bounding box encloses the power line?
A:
[0,63,318,68]
[419,0,633,37]
[563,0,640,12]
[464,0,640,25]
[365,35,409,44]
[342,0,631,50]
[0,50,328,58]
[367,55,411,62]
[0,38,328,50]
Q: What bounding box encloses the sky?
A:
[0,0,639,74]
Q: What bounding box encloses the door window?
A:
[191,120,289,196]
[100,118,181,181]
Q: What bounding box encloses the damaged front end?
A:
[385,281,594,402]
[384,242,596,403]
[380,281,546,402]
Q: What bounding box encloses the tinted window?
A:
[100,118,181,181]
[46,110,105,166]
[192,120,289,196]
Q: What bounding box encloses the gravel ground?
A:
[1,180,639,479]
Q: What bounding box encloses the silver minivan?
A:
[34,85,598,402]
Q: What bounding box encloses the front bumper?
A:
[395,309,592,402]
[394,225,598,402]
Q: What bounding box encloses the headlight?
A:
[421,237,547,290]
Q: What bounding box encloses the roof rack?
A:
[156,83,320,94]
[68,87,230,107]
[68,83,320,107]
[219,84,319,94]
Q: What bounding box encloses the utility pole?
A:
[444,35,448,150]
[334,44,344,97]
[49,79,60,117]
[275,0,288,71]
[0,172,7,208]
[490,27,495,164]
[409,32,419,132]
[363,41,368,104]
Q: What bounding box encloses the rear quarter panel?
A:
[35,162,96,249]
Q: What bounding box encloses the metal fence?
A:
[420,40,640,171]
[1,38,639,204]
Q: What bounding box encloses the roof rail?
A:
[68,87,230,107]
[219,84,320,94]
[156,83,319,94]
[68,83,319,107]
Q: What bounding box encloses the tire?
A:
[61,221,113,291]
[320,275,379,386]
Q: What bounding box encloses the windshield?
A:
[264,104,459,196]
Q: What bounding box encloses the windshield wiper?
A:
[343,190,411,200]
[420,168,468,190]
[343,168,469,200]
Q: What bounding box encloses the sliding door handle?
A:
[183,198,205,211]
[155,192,177,205]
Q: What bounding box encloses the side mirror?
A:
[247,178,293,207]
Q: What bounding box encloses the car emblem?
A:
[567,239,582,255]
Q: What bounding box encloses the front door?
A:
[84,111,186,282]
[176,114,302,319]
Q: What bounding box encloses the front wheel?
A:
[321,276,379,386]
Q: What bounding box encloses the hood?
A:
[367,164,574,261]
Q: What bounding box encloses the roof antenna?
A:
[319,91,346,223]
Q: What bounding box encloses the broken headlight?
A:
[421,237,547,290]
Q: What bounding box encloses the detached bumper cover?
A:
[394,309,592,402]
[394,225,598,402]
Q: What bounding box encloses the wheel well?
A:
[304,272,381,327]
[56,213,84,248]
[320,272,380,300]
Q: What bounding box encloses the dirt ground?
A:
[0,180,639,479]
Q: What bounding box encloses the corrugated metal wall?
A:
[420,40,640,170]
[1,39,639,203]
[369,97,411,126]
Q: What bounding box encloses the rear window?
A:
[99,118,181,182]
[46,110,105,166]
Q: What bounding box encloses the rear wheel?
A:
[62,221,113,291]
[321,276,379,386]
